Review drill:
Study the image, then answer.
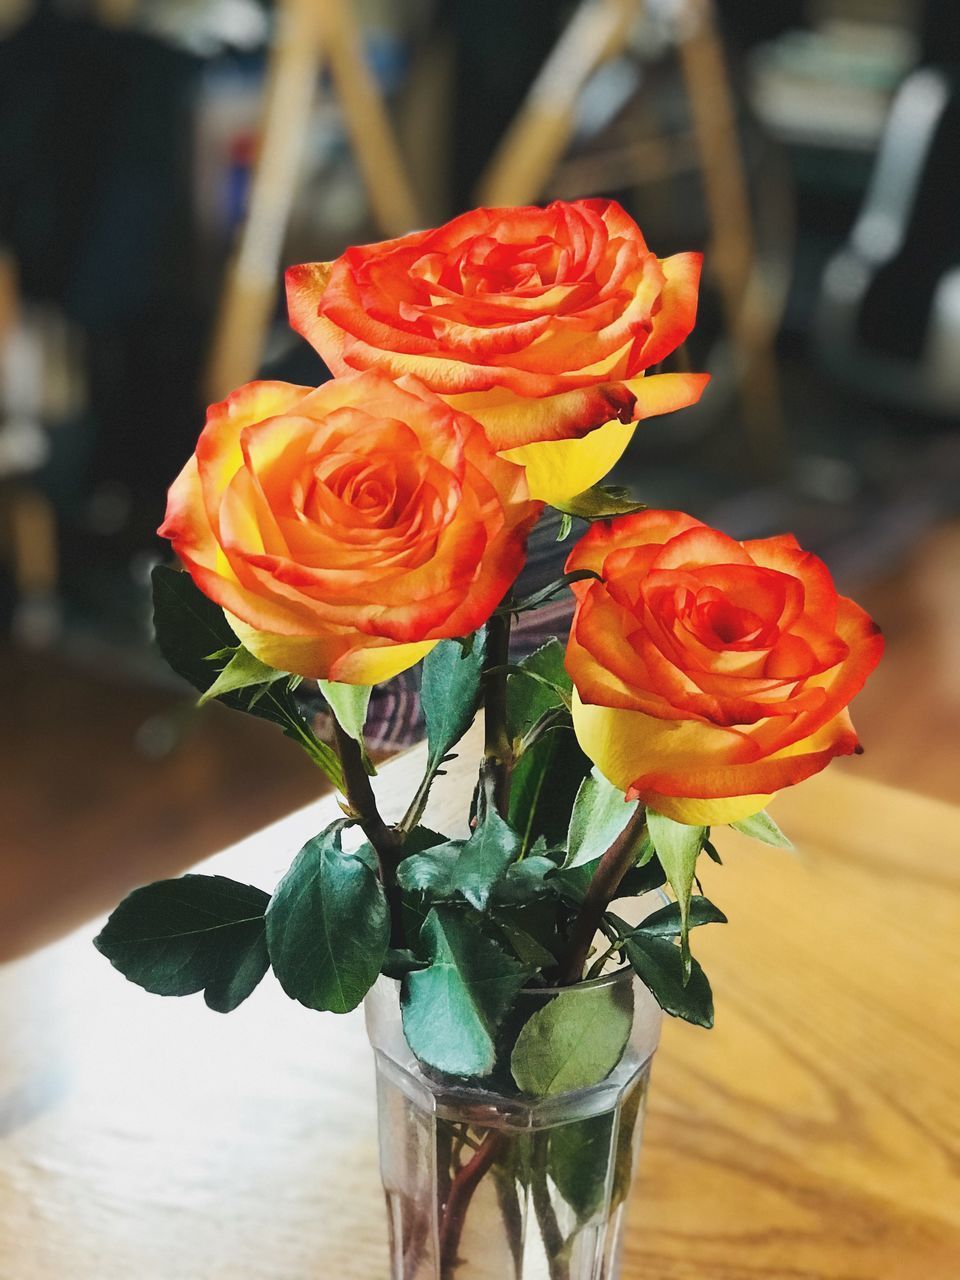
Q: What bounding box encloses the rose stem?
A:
[531,1131,570,1280]
[480,602,514,819]
[438,1130,506,1278]
[559,807,647,985]
[432,606,517,1273]
[330,717,405,944]
[493,1159,525,1274]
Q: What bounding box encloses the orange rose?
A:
[285,199,708,506]
[565,511,884,824]
[159,371,540,684]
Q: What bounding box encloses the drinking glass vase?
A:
[365,969,662,1280]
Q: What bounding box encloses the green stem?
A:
[584,935,625,981]
[493,1161,525,1277]
[481,605,514,819]
[330,717,405,944]
[559,808,647,985]
[400,609,516,837]
[397,760,440,837]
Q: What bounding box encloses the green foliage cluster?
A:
[95,568,793,1094]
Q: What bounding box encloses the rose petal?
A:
[500,418,636,505]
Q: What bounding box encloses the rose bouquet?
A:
[94,201,882,1280]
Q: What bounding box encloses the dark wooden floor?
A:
[2,520,958,961]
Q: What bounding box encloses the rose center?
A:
[310,457,414,529]
[652,583,771,651]
[450,235,570,298]
[696,597,763,645]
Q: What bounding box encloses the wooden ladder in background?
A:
[203,0,421,404]
[203,0,783,467]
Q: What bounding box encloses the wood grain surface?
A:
[1,727,958,1279]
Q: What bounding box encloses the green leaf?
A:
[401,895,430,954]
[635,896,727,936]
[266,823,389,1013]
[549,857,599,905]
[506,570,600,616]
[612,914,713,1028]
[496,898,563,968]
[556,513,574,541]
[381,948,426,980]
[94,875,271,1013]
[489,856,557,905]
[518,706,571,755]
[517,637,571,691]
[198,646,287,706]
[552,484,646,521]
[509,726,592,855]
[703,839,723,864]
[318,680,371,742]
[645,810,707,978]
[610,1077,646,1209]
[504,667,572,715]
[397,808,521,911]
[396,827,447,948]
[203,646,237,663]
[151,566,344,790]
[319,680,375,773]
[401,907,527,1076]
[421,631,487,772]
[406,827,449,852]
[456,630,478,657]
[511,981,634,1096]
[564,769,640,869]
[153,565,240,693]
[350,841,380,874]
[396,845,459,899]
[731,809,793,849]
[496,922,557,970]
[506,639,572,740]
[550,1112,616,1221]
[634,827,657,867]
[552,845,664,905]
[618,854,667,898]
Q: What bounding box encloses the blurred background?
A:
[1,0,958,959]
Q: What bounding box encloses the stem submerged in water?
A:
[435,1126,575,1280]
[531,1130,571,1280]
[438,1130,506,1278]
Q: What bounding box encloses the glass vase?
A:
[364,969,662,1280]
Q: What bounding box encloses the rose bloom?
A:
[285,199,708,506]
[159,371,540,684]
[565,511,884,825]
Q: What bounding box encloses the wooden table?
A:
[2,729,958,1278]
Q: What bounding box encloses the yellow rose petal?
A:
[634,791,774,826]
[501,418,636,506]
[571,690,773,826]
[228,615,436,685]
[333,639,438,686]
